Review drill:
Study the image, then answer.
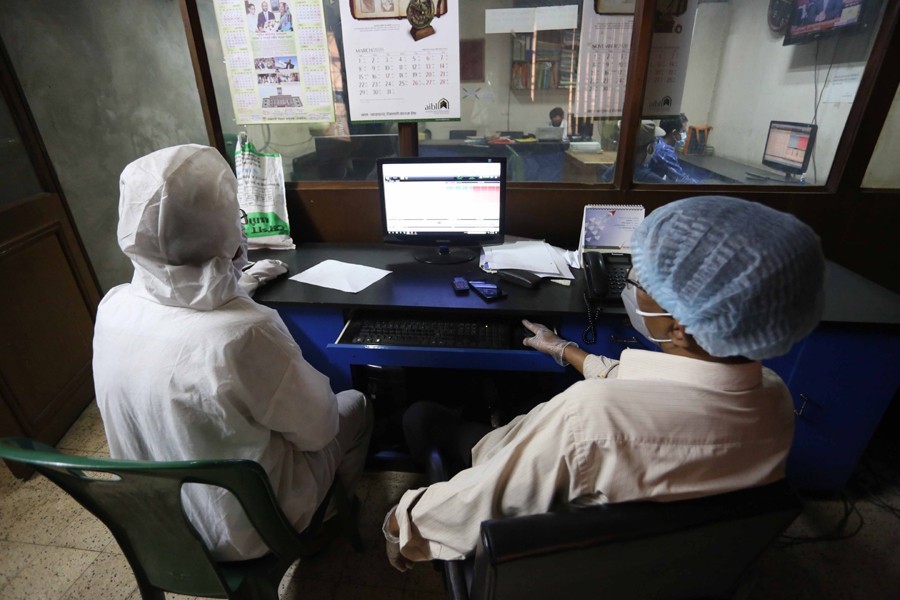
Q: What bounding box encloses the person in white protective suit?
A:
[93,144,373,561]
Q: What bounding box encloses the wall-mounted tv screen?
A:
[784,0,868,46]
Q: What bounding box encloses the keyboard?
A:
[339,314,537,350]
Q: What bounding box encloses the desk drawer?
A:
[330,312,563,372]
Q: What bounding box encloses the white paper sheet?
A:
[480,241,574,279]
[289,260,390,293]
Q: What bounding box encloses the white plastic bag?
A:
[235,132,295,250]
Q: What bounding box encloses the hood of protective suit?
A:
[118,144,248,310]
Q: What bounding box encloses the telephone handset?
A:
[582,251,632,301]
[582,251,609,300]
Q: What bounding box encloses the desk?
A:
[419,140,568,182]
[680,154,806,185]
[564,150,617,183]
[253,244,900,490]
[252,244,634,392]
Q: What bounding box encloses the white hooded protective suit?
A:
[93,144,340,560]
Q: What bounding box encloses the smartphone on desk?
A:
[468,280,506,302]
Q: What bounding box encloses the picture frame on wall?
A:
[460,39,485,82]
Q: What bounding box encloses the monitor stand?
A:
[414,245,477,265]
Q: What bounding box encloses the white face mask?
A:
[679,131,687,143]
[621,284,672,344]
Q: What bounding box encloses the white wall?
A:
[691,0,878,184]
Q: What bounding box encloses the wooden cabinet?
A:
[510,31,578,90]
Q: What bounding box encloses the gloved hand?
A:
[383,506,412,572]
[386,538,412,572]
[522,319,577,366]
[238,259,288,296]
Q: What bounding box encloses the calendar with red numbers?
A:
[212,0,334,124]
[574,0,696,117]
[339,1,460,123]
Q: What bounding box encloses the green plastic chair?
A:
[0,437,361,599]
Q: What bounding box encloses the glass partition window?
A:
[634,0,886,186]
[862,84,900,189]
[197,0,885,185]
[200,0,609,183]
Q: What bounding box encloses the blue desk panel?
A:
[254,245,900,491]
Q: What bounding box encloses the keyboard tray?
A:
[336,312,540,350]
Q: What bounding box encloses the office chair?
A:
[449,130,478,140]
[0,437,362,600]
[428,451,801,600]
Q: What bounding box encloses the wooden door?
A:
[0,40,101,478]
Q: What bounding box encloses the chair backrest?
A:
[449,130,478,139]
[0,437,312,598]
[467,480,801,600]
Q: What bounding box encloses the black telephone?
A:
[582,251,632,344]
[582,251,632,301]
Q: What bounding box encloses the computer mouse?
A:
[497,269,544,289]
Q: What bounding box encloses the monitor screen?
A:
[378,157,506,264]
[784,0,867,46]
[762,121,817,176]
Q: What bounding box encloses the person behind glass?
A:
[599,121,666,183]
[383,196,825,571]
[649,113,698,183]
[257,0,275,31]
[549,106,567,137]
[93,145,374,561]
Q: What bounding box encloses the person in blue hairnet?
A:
[384,196,824,571]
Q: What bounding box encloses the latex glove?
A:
[238,259,288,296]
[386,538,412,572]
[522,319,577,366]
[383,506,412,572]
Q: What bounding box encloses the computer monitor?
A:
[784,0,870,46]
[762,121,817,180]
[378,157,506,265]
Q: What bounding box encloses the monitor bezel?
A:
[761,120,818,176]
[377,156,507,249]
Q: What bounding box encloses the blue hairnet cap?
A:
[631,196,825,360]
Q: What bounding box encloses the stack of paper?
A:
[480,241,574,279]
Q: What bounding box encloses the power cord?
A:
[582,293,602,345]
[776,491,864,548]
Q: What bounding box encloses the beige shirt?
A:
[395,349,795,561]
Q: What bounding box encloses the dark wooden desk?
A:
[252,244,900,491]
[680,154,807,185]
[564,150,617,184]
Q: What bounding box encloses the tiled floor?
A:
[0,402,444,600]
[1,401,899,599]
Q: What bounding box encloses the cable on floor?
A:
[776,491,864,548]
